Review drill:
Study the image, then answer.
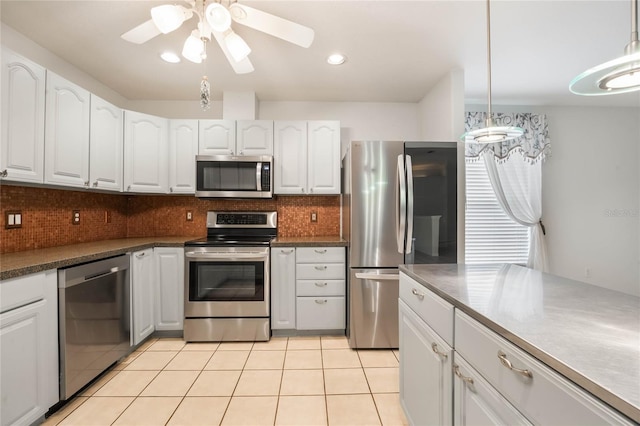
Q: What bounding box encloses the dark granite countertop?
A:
[0,237,193,280]
[400,263,640,423]
[270,236,347,247]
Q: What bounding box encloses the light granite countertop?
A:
[0,237,194,280]
[399,263,640,423]
[270,236,347,247]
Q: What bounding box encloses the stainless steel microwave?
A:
[195,155,273,198]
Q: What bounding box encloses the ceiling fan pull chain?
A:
[201,75,211,111]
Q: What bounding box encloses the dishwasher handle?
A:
[355,273,400,281]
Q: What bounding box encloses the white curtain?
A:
[465,112,551,272]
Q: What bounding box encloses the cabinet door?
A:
[399,299,452,426]
[307,120,340,194]
[44,72,90,188]
[237,120,273,155]
[124,111,168,193]
[274,121,307,194]
[154,248,184,331]
[198,119,235,155]
[453,353,532,426]
[271,247,296,330]
[89,95,123,191]
[1,49,46,184]
[169,119,198,194]
[132,249,155,345]
[0,271,58,426]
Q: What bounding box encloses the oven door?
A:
[184,247,270,318]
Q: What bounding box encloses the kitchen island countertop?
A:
[400,263,640,423]
[0,237,194,280]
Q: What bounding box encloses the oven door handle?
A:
[185,251,268,261]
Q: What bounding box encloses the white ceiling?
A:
[2,0,639,107]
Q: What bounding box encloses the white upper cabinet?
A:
[199,119,236,155]
[274,120,341,195]
[1,49,46,184]
[89,95,123,191]
[236,120,274,156]
[44,72,91,188]
[274,121,307,194]
[169,119,198,194]
[307,121,340,194]
[124,110,169,193]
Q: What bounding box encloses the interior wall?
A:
[418,69,465,141]
[468,103,640,296]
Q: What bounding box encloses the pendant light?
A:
[570,0,640,95]
[461,0,523,144]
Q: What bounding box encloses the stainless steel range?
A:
[184,211,276,342]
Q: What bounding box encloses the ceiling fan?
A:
[121,0,315,74]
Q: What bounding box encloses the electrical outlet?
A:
[105,210,112,223]
[186,210,193,222]
[5,210,22,229]
[310,211,318,222]
[72,210,80,225]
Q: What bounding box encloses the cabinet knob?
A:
[239,150,243,155]
[127,185,132,191]
[230,150,234,155]
[169,187,174,193]
[84,181,90,187]
[93,181,99,188]
[310,188,314,193]
[301,188,305,193]
[0,169,7,178]
[497,350,533,379]
[453,364,475,386]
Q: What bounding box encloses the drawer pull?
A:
[453,364,474,386]
[498,350,533,379]
[411,288,424,300]
[315,299,328,304]
[315,282,328,287]
[314,265,327,271]
[282,249,294,254]
[314,249,327,254]
[431,343,448,360]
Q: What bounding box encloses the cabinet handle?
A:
[239,150,243,155]
[453,364,475,386]
[498,350,533,379]
[84,181,90,187]
[431,343,448,360]
[230,150,234,155]
[282,249,294,254]
[310,187,314,193]
[169,187,174,193]
[0,169,8,178]
[314,265,327,271]
[411,288,424,300]
[93,181,99,188]
[315,299,327,304]
[315,282,328,287]
[136,252,146,258]
[127,185,132,191]
[301,188,305,193]
[314,249,327,254]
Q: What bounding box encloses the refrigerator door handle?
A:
[405,155,414,255]
[396,155,407,253]
[355,272,400,281]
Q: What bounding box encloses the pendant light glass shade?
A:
[151,5,191,34]
[461,0,523,144]
[570,0,640,95]
[205,3,232,32]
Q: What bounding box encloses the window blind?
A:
[465,157,529,264]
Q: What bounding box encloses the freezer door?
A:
[348,268,399,349]
[348,141,405,268]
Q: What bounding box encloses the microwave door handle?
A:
[405,155,414,255]
[256,162,262,191]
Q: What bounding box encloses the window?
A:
[465,156,529,264]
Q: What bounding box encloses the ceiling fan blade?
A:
[229,4,314,48]
[212,31,255,74]
[121,19,161,44]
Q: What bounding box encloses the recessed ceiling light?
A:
[327,53,346,65]
[160,51,181,63]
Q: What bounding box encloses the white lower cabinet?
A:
[271,247,297,330]
[0,270,58,426]
[154,247,184,331]
[131,248,155,345]
[399,298,452,426]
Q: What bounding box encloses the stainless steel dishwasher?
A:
[58,254,131,400]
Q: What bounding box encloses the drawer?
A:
[455,311,634,425]
[0,270,53,314]
[297,279,345,296]
[399,273,454,346]
[296,296,345,330]
[296,263,344,280]
[296,247,344,263]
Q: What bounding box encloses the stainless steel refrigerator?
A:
[343,140,458,348]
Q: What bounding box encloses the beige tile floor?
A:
[44,336,408,426]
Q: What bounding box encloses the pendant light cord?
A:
[631,0,638,48]
[485,0,493,122]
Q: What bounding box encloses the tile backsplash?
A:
[0,185,340,254]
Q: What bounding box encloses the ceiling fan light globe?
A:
[151,5,189,34]
[225,31,251,62]
[182,30,205,63]
[205,3,232,32]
